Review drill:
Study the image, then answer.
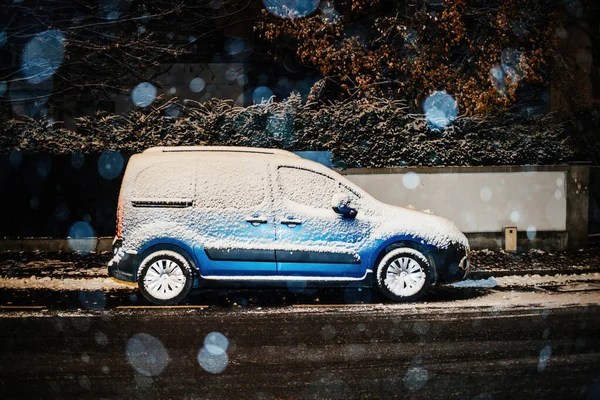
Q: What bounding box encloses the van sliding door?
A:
[192,158,277,277]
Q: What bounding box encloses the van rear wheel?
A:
[137,250,193,305]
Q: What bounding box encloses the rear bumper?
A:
[107,239,137,283]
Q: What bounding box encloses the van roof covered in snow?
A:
[143,146,300,157]
[123,146,327,206]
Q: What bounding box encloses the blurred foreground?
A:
[1,296,599,399]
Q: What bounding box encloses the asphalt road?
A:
[1,301,599,399]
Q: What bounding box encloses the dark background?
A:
[0,153,129,238]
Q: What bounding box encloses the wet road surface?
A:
[1,296,599,399]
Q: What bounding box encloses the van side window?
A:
[278,167,356,209]
[133,161,195,200]
[196,160,267,209]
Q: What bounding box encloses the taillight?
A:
[116,193,124,239]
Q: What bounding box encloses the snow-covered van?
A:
[108,146,471,305]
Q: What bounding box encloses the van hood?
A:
[370,202,469,249]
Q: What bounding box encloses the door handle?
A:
[280,218,303,227]
[246,215,268,226]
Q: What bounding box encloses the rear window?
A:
[195,159,267,209]
[132,161,195,200]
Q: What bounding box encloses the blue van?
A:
[108,147,470,305]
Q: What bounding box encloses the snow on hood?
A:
[368,202,469,249]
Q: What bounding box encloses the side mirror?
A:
[331,193,358,219]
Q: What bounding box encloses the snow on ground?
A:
[449,272,600,289]
[0,276,135,291]
[375,289,600,314]
[0,272,599,292]
[450,277,499,288]
[4,288,599,319]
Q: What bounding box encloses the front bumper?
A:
[431,243,471,284]
[107,239,137,283]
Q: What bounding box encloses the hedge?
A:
[1,94,598,167]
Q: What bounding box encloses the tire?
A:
[375,247,431,302]
[137,250,194,305]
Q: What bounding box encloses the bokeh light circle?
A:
[204,332,229,352]
[263,0,320,19]
[131,82,157,107]
[537,345,552,372]
[126,333,170,377]
[197,345,228,374]
[99,0,129,20]
[489,65,506,92]
[555,189,562,200]
[197,332,230,374]
[253,86,273,104]
[402,172,420,190]
[480,187,492,202]
[68,221,97,254]
[189,77,205,93]
[423,91,458,131]
[527,225,537,240]
[98,150,124,180]
[403,367,429,390]
[21,30,66,84]
[225,38,246,56]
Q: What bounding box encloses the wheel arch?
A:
[136,240,200,281]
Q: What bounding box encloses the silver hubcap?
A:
[143,259,186,300]
[384,257,426,297]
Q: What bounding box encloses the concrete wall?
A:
[341,166,579,251]
[343,168,567,233]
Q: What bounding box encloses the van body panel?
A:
[273,216,370,277]
[189,157,277,276]
[186,206,277,277]
[194,248,276,277]
[271,162,371,277]
[190,206,277,276]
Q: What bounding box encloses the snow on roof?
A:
[130,147,349,196]
[143,146,300,157]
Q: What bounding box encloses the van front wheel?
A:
[137,250,193,305]
[376,248,430,302]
